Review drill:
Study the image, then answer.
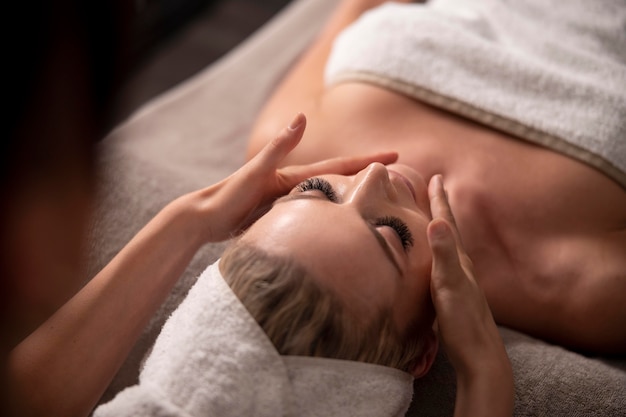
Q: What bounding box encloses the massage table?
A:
[86,0,626,415]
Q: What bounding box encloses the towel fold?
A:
[325,0,626,187]
[94,260,414,417]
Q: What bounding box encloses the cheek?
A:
[415,244,434,310]
[392,272,434,333]
[411,228,433,282]
[395,239,433,327]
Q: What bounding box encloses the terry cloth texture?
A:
[93,260,414,417]
[325,0,626,187]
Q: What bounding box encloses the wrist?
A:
[455,355,514,417]
[160,191,213,251]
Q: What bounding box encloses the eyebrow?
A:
[273,193,403,274]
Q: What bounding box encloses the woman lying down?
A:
[93,114,514,417]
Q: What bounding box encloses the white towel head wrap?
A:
[95,259,415,417]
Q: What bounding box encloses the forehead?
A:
[241,199,398,309]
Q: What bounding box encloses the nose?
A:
[348,163,397,206]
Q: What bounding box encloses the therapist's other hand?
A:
[192,113,398,241]
[427,175,513,408]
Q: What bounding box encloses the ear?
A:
[408,327,439,378]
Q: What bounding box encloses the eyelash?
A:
[295,178,414,251]
[375,216,414,251]
[295,177,338,202]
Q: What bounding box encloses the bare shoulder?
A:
[454,140,626,355]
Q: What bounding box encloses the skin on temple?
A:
[248,0,626,355]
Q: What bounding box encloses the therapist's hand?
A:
[190,113,398,242]
[427,175,513,416]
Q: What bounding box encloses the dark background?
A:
[114,0,292,125]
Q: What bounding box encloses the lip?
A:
[388,169,417,202]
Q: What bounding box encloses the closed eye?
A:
[295,179,413,251]
[375,216,414,252]
[295,177,338,202]
[274,184,405,273]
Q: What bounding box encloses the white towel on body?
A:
[93,260,414,417]
[325,0,626,187]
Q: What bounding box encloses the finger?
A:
[280,151,399,184]
[253,113,307,169]
[428,175,455,224]
[428,219,465,291]
[428,175,466,246]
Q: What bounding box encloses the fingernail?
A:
[289,113,305,130]
[434,174,443,189]
[436,175,449,200]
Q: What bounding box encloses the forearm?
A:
[8,196,206,417]
[5,111,388,417]
[8,132,237,417]
[454,356,514,417]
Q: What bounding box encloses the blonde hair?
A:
[220,241,428,373]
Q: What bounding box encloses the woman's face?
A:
[241,163,434,332]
